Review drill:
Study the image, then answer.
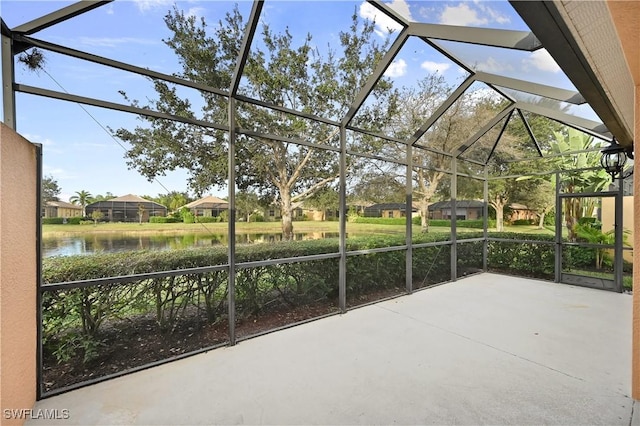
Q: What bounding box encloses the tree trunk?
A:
[537,212,545,229]
[280,192,294,240]
[495,204,504,231]
[420,204,429,233]
[564,198,580,241]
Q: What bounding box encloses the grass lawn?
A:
[42,221,555,237]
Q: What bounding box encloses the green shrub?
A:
[67,217,83,225]
[350,217,407,225]
[195,216,219,223]
[182,211,195,223]
[512,219,534,225]
[415,219,495,229]
[43,217,64,225]
[249,213,265,222]
[42,230,612,372]
[149,216,180,223]
[486,232,555,279]
[427,219,449,227]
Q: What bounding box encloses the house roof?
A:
[46,200,82,210]
[428,200,484,211]
[365,203,417,212]
[110,194,154,203]
[87,194,167,209]
[184,195,229,209]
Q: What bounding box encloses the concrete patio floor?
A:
[29,273,634,425]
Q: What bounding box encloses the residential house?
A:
[183,195,229,218]
[42,200,83,218]
[508,203,538,222]
[85,194,167,222]
[428,200,484,220]
[364,203,417,218]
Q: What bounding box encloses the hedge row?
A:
[43,217,83,225]
[41,232,623,384]
[349,217,496,228]
[149,216,181,223]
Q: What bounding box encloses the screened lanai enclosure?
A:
[0,0,634,397]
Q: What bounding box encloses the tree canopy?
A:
[115,6,397,239]
[42,175,61,203]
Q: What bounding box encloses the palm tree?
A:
[70,190,93,217]
[549,129,610,241]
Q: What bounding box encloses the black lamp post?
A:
[600,139,633,180]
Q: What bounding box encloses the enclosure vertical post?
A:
[338,126,347,312]
[405,143,413,293]
[35,143,43,399]
[1,26,16,130]
[483,166,488,272]
[614,176,624,293]
[554,172,562,283]
[227,99,237,345]
[450,158,457,281]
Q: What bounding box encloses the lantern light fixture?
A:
[600,138,633,180]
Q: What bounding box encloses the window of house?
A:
[269,209,275,217]
[388,212,393,218]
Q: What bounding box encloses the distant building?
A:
[508,203,537,222]
[183,195,228,218]
[85,194,167,222]
[428,200,484,220]
[364,203,417,218]
[42,200,83,218]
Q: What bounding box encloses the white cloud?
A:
[22,133,53,146]
[133,0,172,13]
[186,7,205,20]
[439,3,487,26]
[386,0,412,20]
[475,2,510,25]
[421,61,451,74]
[384,59,407,78]
[359,2,404,37]
[79,37,158,48]
[105,4,114,15]
[22,133,63,153]
[474,57,513,74]
[43,165,76,180]
[523,49,561,73]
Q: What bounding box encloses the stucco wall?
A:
[633,83,640,400]
[601,196,634,262]
[0,123,38,424]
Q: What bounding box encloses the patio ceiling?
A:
[1,0,634,165]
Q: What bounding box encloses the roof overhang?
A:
[510,0,635,149]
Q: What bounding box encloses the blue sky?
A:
[1,0,597,202]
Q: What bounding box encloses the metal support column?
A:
[338,126,347,312]
[554,172,562,283]
[451,158,457,281]
[483,166,488,271]
[35,143,43,399]
[227,99,237,344]
[1,27,16,129]
[614,176,624,293]
[405,142,413,293]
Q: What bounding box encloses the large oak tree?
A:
[115,6,396,239]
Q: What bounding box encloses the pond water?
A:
[43,231,341,258]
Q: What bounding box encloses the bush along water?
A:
[41,231,621,391]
